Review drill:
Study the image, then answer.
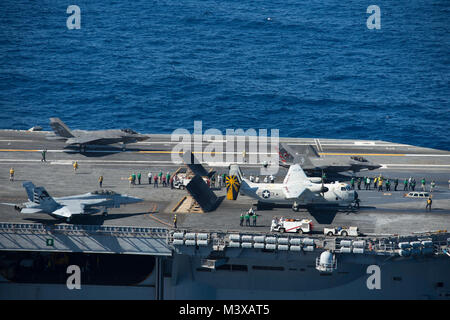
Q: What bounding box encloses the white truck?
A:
[270,218,312,234]
[324,226,359,237]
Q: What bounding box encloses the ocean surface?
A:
[0,0,449,150]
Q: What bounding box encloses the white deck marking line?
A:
[314,139,323,152]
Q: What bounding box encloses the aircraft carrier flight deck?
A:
[0,130,449,237]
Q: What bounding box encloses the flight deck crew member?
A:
[240,213,244,226]
[9,168,14,181]
[173,215,177,228]
[153,175,158,187]
[73,161,78,172]
[270,175,275,183]
[421,178,426,191]
[148,172,152,184]
[426,196,432,211]
[252,213,257,226]
[255,176,260,183]
[350,177,355,190]
[245,212,250,226]
[373,177,377,190]
[394,178,398,191]
[41,149,47,162]
[137,172,141,185]
[98,175,103,188]
[403,178,408,191]
[430,181,436,192]
[366,177,371,190]
[357,178,361,190]
[385,179,390,191]
[378,178,383,191]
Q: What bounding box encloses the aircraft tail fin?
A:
[304,145,320,158]
[278,143,317,167]
[50,118,74,138]
[228,164,243,182]
[226,164,242,200]
[22,181,36,202]
[22,181,54,205]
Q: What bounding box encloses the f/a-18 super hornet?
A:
[229,164,356,211]
[48,117,149,152]
[3,182,143,222]
[277,143,381,175]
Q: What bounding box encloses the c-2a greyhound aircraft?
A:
[228,164,357,211]
[5,182,143,222]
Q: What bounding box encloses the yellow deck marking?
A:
[0,149,39,152]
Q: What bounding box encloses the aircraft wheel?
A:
[297,229,303,234]
[103,212,108,216]
[327,231,334,236]
[279,228,285,234]
[66,218,71,223]
[341,231,348,237]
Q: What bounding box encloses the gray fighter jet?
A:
[5,182,143,222]
[48,118,149,151]
[278,143,381,175]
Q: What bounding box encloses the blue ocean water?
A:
[0,1,449,150]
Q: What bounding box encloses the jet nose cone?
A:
[370,164,382,170]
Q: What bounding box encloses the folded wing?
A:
[282,164,309,199]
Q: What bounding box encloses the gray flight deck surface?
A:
[0,130,449,236]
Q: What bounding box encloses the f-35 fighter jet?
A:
[48,117,149,151]
[278,143,381,175]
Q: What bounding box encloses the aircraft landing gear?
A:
[292,202,300,212]
[66,217,71,223]
[102,207,108,216]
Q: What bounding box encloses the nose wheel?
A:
[292,202,300,212]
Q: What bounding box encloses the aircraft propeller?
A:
[320,169,328,196]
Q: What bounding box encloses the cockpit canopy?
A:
[121,128,138,135]
[351,156,368,162]
[340,185,352,191]
[92,190,117,195]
